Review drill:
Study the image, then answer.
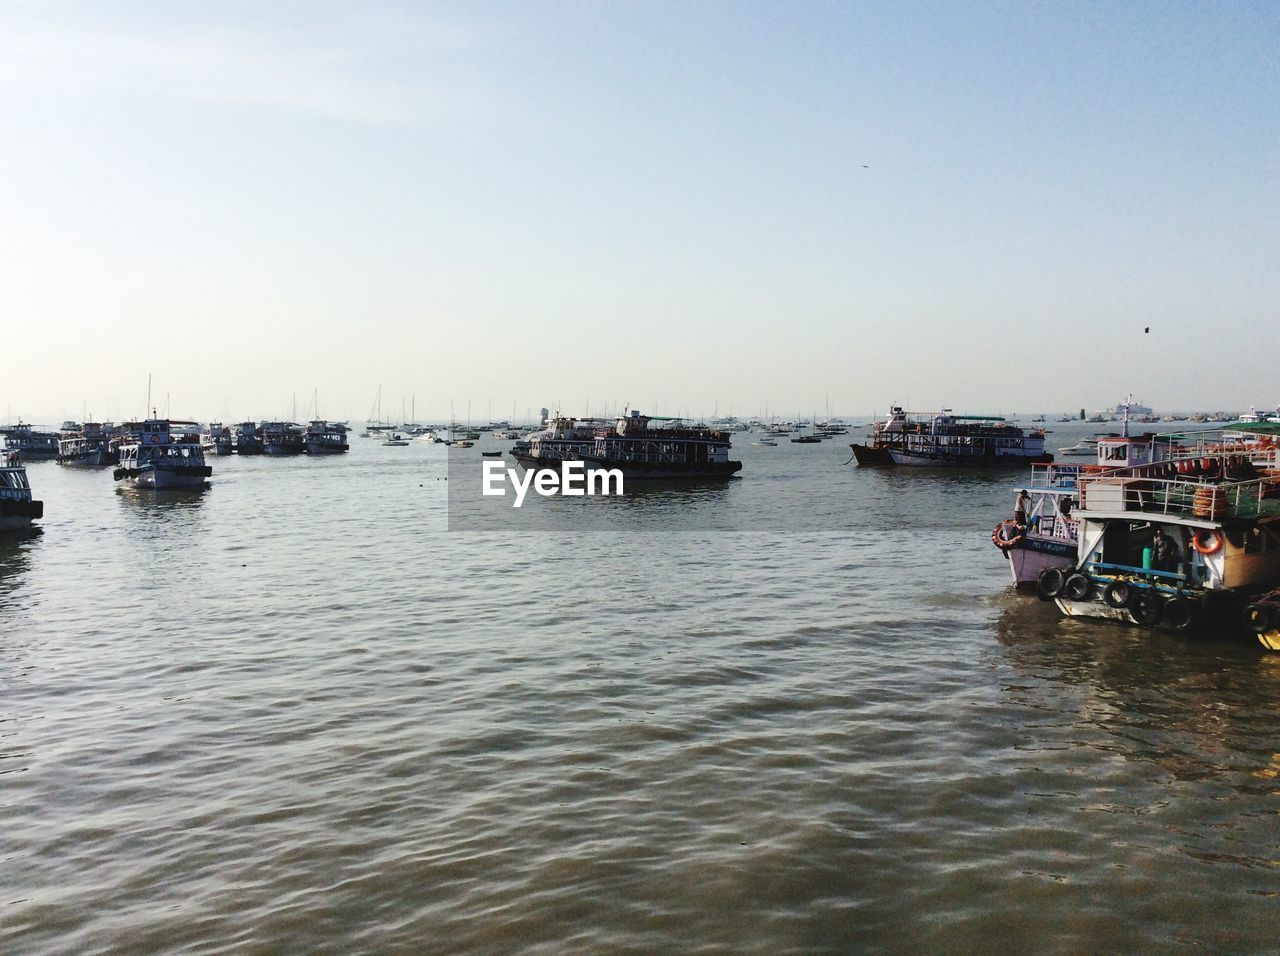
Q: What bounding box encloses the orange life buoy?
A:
[992,519,1025,551]
[1191,529,1223,555]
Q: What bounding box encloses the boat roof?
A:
[1224,421,1280,436]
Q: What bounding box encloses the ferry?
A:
[305,421,350,454]
[234,422,263,455]
[512,409,742,481]
[260,422,305,456]
[56,422,116,467]
[203,422,235,456]
[1,422,59,460]
[113,419,212,490]
[1031,421,1280,649]
[0,451,43,533]
[850,406,1051,467]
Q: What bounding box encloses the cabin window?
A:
[1103,445,1127,462]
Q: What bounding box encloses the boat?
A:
[994,430,1182,589]
[260,422,306,456]
[1031,422,1280,649]
[1,422,59,460]
[481,450,503,457]
[305,420,350,454]
[752,437,777,446]
[382,433,410,447]
[512,409,742,481]
[56,422,116,467]
[849,405,1052,467]
[113,419,212,490]
[791,433,823,444]
[0,450,43,534]
[234,422,263,455]
[203,422,235,456]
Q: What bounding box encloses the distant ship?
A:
[512,409,742,480]
[849,406,1052,468]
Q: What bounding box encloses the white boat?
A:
[113,419,212,490]
[994,431,1181,589]
[1058,438,1101,457]
[56,422,116,467]
[382,433,410,447]
[1044,436,1280,649]
[0,450,43,533]
[850,405,1051,467]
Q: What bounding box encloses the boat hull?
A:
[115,466,211,490]
[1005,538,1076,589]
[0,498,43,531]
[511,452,741,481]
[888,449,1054,467]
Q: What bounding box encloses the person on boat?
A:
[1014,490,1031,525]
[1151,526,1178,572]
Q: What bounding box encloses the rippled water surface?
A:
[3,430,1278,953]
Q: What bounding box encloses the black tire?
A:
[1244,603,1275,635]
[1164,595,1194,632]
[1133,591,1164,626]
[1063,573,1092,602]
[1037,567,1067,602]
[1103,581,1131,609]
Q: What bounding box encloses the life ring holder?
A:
[1191,529,1223,556]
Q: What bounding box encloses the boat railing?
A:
[1028,463,1083,490]
[1077,472,1280,520]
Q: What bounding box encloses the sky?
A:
[1,0,1276,424]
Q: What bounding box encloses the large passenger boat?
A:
[0,451,43,533]
[305,421,350,454]
[56,422,116,467]
[261,422,306,456]
[113,419,212,490]
[850,406,1051,467]
[233,422,263,455]
[1030,422,1280,649]
[511,409,742,480]
[1,422,59,460]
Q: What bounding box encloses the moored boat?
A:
[1,422,59,460]
[261,422,305,456]
[994,432,1182,589]
[234,422,263,455]
[1032,430,1280,649]
[305,420,350,454]
[850,405,1051,467]
[512,409,742,481]
[56,422,116,467]
[0,451,43,533]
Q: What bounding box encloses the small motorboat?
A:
[382,433,410,447]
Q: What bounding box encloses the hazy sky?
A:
[1,1,1276,424]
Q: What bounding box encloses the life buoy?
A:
[1190,529,1223,555]
[149,434,161,444]
[992,520,1025,551]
